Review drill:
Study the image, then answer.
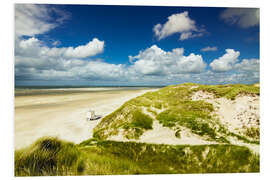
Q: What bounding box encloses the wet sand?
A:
[14,88,158,149]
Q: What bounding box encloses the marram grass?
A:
[94,83,259,143]
[15,137,85,176]
[15,137,259,176]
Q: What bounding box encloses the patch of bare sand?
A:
[15,88,158,149]
[191,90,260,153]
[109,120,215,145]
[139,121,215,145]
[108,107,216,145]
[191,91,260,134]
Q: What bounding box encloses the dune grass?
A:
[14,137,85,176]
[93,106,153,140]
[15,137,260,176]
[89,140,260,174]
[191,84,260,100]
[94,83,260,143]
[122,110,153,139]
[124,110,153,130]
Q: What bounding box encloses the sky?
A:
[14,4,260,86]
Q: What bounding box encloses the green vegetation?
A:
[93,95,156,139]
[155,100,224,142]
[94,83,260,144]
[125,110,153,130]
[15,137,260,176]
[94,106,153,139]
[121,110,153,139]
[15,137,85,176]
[191,84,260,100]
[244,127,260,141]
[15,83,260,176]
[89,140,259,174]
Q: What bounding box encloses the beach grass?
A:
[14,137,85,176]
[14,137,260,176]
[94,83,260,143]
[190,84,260,100]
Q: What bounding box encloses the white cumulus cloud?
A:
[15,41,260,85]
[63,38,104,58]
[220,8,259,28]
[210,49,240,72]
[235,58,259,72]
[153,11,204,41]
[210,49,259,74]
[16,37,104,59]
[129,45,206,75]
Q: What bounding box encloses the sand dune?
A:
[14,88,158,149]
[191,90,260,153]
[107,88,259,154]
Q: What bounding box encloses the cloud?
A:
[15,42,260,85]
[235,58,259,72]
[210,49,259,75]
[200,46,217,52]
[15,59,127,81]
[14,37,259,85]
[15,4,70,37]
[220,8,259,28]
[63,38,104,58]
[15,36,122,82]
[15,42,207,82]
[16,37,104,59]
[129,45,206,75]
[210,49,240,72]
[14,5,114,83]
[180,32,204,41]
[196,70,259,85]
[14,5,260,85]
[153,11,204,40]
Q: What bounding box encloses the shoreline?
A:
[15,87,160,97]
[14,88,159,149]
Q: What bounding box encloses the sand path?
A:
[15,88,158,149]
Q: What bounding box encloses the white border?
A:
[1,0,270,180]
[12,0,260,8]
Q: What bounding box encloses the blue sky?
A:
[15,4,260,86]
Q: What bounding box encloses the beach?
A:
[14,87,159,149]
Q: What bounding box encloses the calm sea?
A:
[14,86,163,96]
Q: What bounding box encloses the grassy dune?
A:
[15,137,259,176]
[93,83,260,143]
[15,83,260,176]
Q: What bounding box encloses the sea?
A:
[14,85,164,96]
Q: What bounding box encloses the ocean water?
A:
[15,86,163,96]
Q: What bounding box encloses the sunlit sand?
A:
[14,88,158,149]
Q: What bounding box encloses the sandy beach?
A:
[14,87,158,149]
